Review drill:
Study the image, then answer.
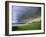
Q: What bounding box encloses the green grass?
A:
[12,21,41,31]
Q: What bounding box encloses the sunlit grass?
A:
[12,21,41,31]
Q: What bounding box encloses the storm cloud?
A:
[12,6,41,23]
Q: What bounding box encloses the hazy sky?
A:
[12,6,41,23]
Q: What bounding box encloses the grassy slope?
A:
[12,21,41,31]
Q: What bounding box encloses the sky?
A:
[12,5,41,24]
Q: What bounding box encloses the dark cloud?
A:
[12,6,41,23]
